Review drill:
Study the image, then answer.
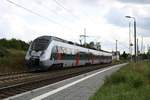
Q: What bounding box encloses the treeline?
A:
[82,42,101,50]
[120,51,150,60]
[0,38,29,51]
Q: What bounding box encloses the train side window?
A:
[50,46,57,60]
[59,46,63,53]
[56,46,63,53]
[61,47,65,53]
[52,46,57,53]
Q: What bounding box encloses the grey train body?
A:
[25,36,113,71]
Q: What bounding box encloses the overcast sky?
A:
[0,0,150,53]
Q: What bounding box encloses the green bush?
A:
[105,64,144,88]
[106,72,126,84]
[0,46,9,57]
[147,68,150,81]
[131,77,143,88]
[126,72,144,88]
[0,49,28,73]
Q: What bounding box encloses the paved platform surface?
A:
[5,63,127,100]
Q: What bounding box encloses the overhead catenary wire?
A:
[37,2,74,23]
[53,0,81,20]
[6,0,59,25]
[30,0,100,40]
[53,0,98,26]
[53,0,105,44]
[34,0,83,30]
[6,0,103,44]
[6,0,80,34]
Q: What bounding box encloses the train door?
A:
[56,46,63,64]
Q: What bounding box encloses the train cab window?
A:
[31,38,50,51]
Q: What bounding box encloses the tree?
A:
[121,51,128,60]
[85,42,95,49]
[95,42,101,50]
[82,41,101,50]
[0,38,29,50]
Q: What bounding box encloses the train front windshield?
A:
[31,38,50,51]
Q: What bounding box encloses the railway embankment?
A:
[0,49,28,74]
[90,60,150,100]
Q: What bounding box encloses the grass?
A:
[90,61,150,100]
[0,49,28,74]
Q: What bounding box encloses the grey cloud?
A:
[118,0,150,4]
[137,28,150,37]
[141,32,150,37]
[138,17,150,30]
[105,8,128,27]
[105,8,150,37]
[105,7,150,30]
[102,39,128,53]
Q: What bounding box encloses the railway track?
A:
[0,71,30,77]
[0,63,114,99]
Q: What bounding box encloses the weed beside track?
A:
[90,61,150,100]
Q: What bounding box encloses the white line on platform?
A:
[31,63,127,100]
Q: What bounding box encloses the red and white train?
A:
[25,36,112,71]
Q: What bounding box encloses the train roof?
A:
[36,35,112,54]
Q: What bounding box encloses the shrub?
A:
[132,78,143,88]
[127,72,144,88]
[0,49,27,73]
[106,72,126,84]
[0,46,9,57]
[147,68,150,81]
